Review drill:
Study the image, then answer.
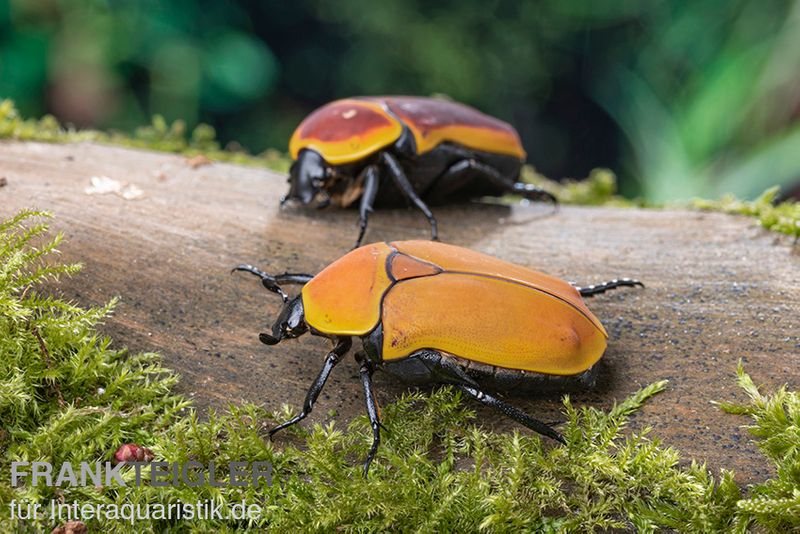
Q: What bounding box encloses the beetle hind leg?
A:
[356,353,382,477]
[268,337,351,438]
[575,278,644,297]
[457,385,565,445]
[436,158,558,206]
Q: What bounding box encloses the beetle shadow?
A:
[256,197,556,263]
[367,200,558,248]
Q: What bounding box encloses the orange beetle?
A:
[283,96,557,247]
[235,241,641,475]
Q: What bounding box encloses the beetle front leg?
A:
[380,151,439,241]
[269,337,352,438]
[356,353,381,477]
[457,384,565,445]
[355,164,380,249]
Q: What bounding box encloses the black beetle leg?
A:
[356,353,381,477]
[457,385,566,445]
[461,159,558,206]
[575,278,644,297]
[355,164,380,249]
[269,337,352,438]
[426,159,482,201]
[380,151,439,241]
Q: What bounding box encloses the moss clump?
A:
[521,166,637,207]
[692,187,800,241]
[0,100,292,173]
[718,362,800,532]
[1,211,799,532]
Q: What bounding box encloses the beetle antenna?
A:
[232,264,290,302]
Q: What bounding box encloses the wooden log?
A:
[1,140,797,484]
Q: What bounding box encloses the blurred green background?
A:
[1,0,799,201]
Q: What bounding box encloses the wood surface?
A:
[1,140,798,484]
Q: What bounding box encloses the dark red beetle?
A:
[284,96,557,247]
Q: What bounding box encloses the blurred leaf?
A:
[203,32,277,105]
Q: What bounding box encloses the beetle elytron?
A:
[235,241,641,475]
[284,96,557,248]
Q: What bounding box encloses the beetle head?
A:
[283,149,331,209]
[260,295,308,345]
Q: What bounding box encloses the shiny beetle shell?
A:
[290,96,526,165]
[302,240,607,376]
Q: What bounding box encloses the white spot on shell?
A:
[342,109,357,119]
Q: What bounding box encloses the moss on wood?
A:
[1,211,797,532]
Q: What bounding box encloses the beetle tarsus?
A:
[268,337,352,438]
[357,354,381,477]
[259,332,281,346]
[457,384,566,445]
[512,182,558,206]
[576,278,644,298]
[381,151,439,242]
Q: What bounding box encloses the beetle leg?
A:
[233,264,314,301]
[575,278,644,297]
[380,151,439,241]
[453,159,558,206]
[356,353,381,477]
[355,165,381,249]
[269,337,352,438]
[456,385,566,445]
[426,159,483,201]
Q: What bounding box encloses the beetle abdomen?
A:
[381,350,598,393]
[443,352,598,393]
[381,273,607,376]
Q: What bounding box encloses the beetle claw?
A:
[259,332,280,345]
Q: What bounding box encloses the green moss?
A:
[692,187,800,241]
[520,166,638,207]
[1,211,798,532]
[717,362,800,531]
[0,99,292,173]
[524,166,799,241]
